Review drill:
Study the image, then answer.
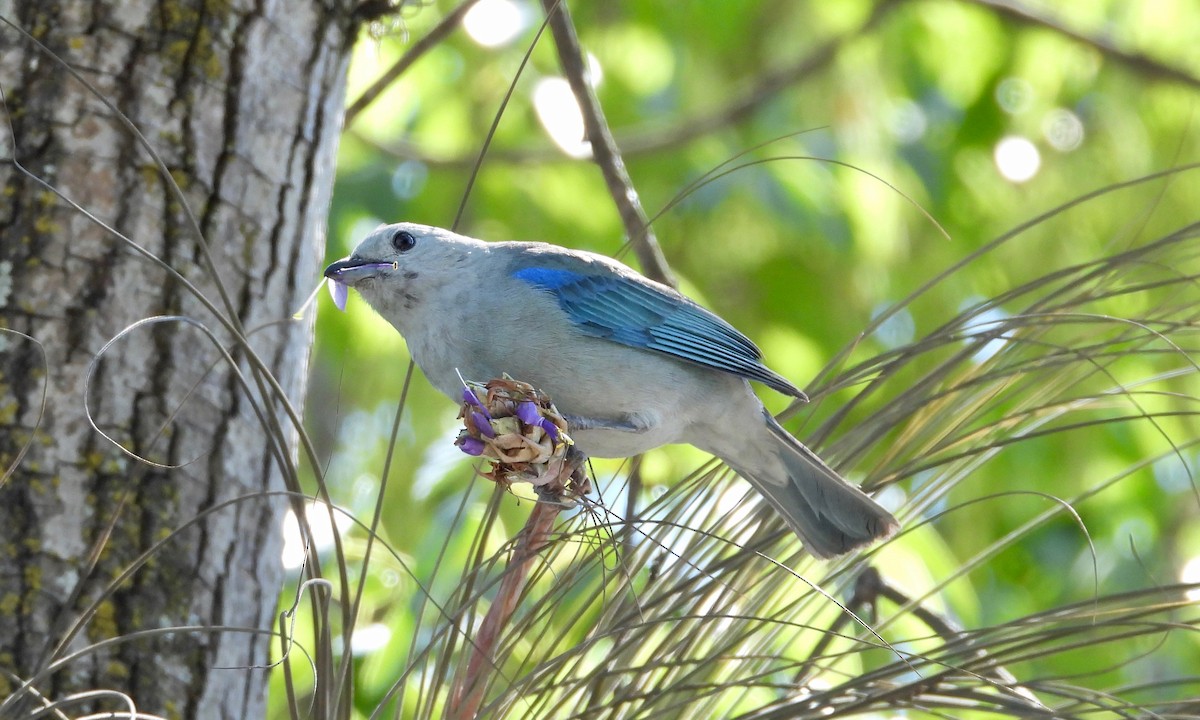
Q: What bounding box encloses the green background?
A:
[286,1,1200,716]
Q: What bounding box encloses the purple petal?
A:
[457,436,485,456]
[327,278,348,311]
[540,419,560,443]
[471,412,495,438]
[516,401,541,426]
[461,386,490,418]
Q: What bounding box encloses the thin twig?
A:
[536,0,673,545]
[613,0,902,157]
[452,2,556,231]
[539,0,674,287]
[796,566,1033,702]
[356,0,1200,171]
[345,0,483,126]
[354,0,903,168]
[793,566,882,686]
[447,500,563,720]
[621,456,643,562]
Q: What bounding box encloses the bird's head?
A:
[323,222,486,318]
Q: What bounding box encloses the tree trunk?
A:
[0,1,356,717]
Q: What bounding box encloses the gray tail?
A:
[744,415,898,559]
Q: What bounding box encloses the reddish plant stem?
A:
[447,500,562,720]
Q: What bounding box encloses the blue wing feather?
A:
[513,264,805,397]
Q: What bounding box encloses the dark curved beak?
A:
[323,257,395,285]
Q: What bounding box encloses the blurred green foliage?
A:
[286,0,1200,716]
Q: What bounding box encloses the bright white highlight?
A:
[281,502,353,570]
[713,484,756,531]
[1182,555,1200,601]
[960,299,1011,364]
[350,622,393,655]
[993,136,1041,183]
[586,52,604,86]
[462,0,526,48]
[534,77,591,158]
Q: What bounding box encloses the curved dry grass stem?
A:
[398,166,1200,719]
[6,0,1197,716]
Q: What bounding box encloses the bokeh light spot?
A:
[994,136,1041,183]
[391,160,428,200]
[350,622,393,656]
[995,77,1034,114]
[887,98,928,144]
[462,0,526,48]
[281,502,353,570]
[1042,108,1085,152]
[534,77,591,158]
[1181,555,1200,601]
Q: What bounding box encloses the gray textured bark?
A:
[0,0,356,717]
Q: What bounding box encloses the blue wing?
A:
[513,265,805,398]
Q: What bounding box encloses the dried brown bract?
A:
[455,376,591,503]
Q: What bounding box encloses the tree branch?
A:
[539,0,675,286]
[354,0,902,168]
[353,0,1199,170]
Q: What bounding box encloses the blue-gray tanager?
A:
[325,223,898,557]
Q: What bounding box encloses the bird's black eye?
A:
[391,230,416,253]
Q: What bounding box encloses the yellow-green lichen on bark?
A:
[0,592,20,616]
[89,598,119,641]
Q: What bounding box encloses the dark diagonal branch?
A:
[345,0,482,127]
[349,0,903,168]
[539,0,675,287]
[356,0,1199,171]
[616,0,902,155]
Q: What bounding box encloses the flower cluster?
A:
[455,376,590,502]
